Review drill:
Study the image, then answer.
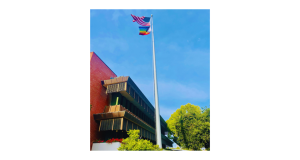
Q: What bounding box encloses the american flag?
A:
[131,14,150,26]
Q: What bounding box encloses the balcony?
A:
[102,105,153,129]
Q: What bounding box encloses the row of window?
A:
[106,82,168,133]
[119,94,155,128]
[127,84,155,117]
[125,83,168,133]
[123,118,155,141]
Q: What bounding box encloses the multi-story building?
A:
[90,52,173,150]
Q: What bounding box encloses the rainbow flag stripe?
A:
[139,26,150,35]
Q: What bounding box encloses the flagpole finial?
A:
[151,14,153,17]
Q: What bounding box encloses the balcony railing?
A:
[103,105,153,129]
[106,82,126,93]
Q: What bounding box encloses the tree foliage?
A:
[118,129,162,151]
[166,103,210,150]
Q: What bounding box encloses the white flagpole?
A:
[151,14,162,148]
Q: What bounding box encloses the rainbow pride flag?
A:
[139,26,151,35]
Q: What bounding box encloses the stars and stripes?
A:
[131,14,150,26]
[131,14,152,35]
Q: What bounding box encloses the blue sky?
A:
[90,9,210,122]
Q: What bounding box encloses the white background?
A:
[0,0,300,159]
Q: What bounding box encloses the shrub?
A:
[118,129,162,151]
[106,138,123,143]
[94,139,104,143]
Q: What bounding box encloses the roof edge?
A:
[90,51,117,77]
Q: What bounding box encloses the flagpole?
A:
[151,14,162,148]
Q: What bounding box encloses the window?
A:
[132,105,135,115]
[122,96,126,107]
[139,98,142,106]
[126,100,130,111]
[118,96,122,105]
[127,101,130,111]
[130,102,133,112]
[135,92,138,102]
[143,101,145,109]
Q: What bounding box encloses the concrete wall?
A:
[91,142,121,151]
[90,52,117,150]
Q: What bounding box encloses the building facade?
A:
[90,52,117,150]
[90,52,172,150]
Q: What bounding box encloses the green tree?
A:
[166,103,210,150]
[118,129,162,151]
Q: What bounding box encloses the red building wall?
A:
[90,52,117,150]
